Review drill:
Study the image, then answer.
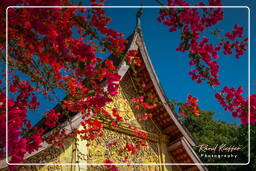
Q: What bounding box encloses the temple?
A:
[1,13,207,171]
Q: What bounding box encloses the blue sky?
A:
[23,0,255,125]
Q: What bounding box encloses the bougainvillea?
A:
[158,0,247,86]
[179,95,200,117]
[157,0,252,126]
[0,0,252,170]
[104,159,119,171]
[126,50,142,67]
[76,119,103,140]
[215,87,256,125]
[45,109,61,128]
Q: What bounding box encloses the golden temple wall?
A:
[75,72,181,171]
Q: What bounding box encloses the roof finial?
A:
[136,7,143,31]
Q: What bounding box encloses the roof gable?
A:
[112,28,207,170]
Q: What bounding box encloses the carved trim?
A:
[98,117,161,143]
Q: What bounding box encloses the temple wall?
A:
[17,138,75,171]
[76,128,162,171]
[76,83,163,170]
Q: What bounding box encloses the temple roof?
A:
[115,25,207,170]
